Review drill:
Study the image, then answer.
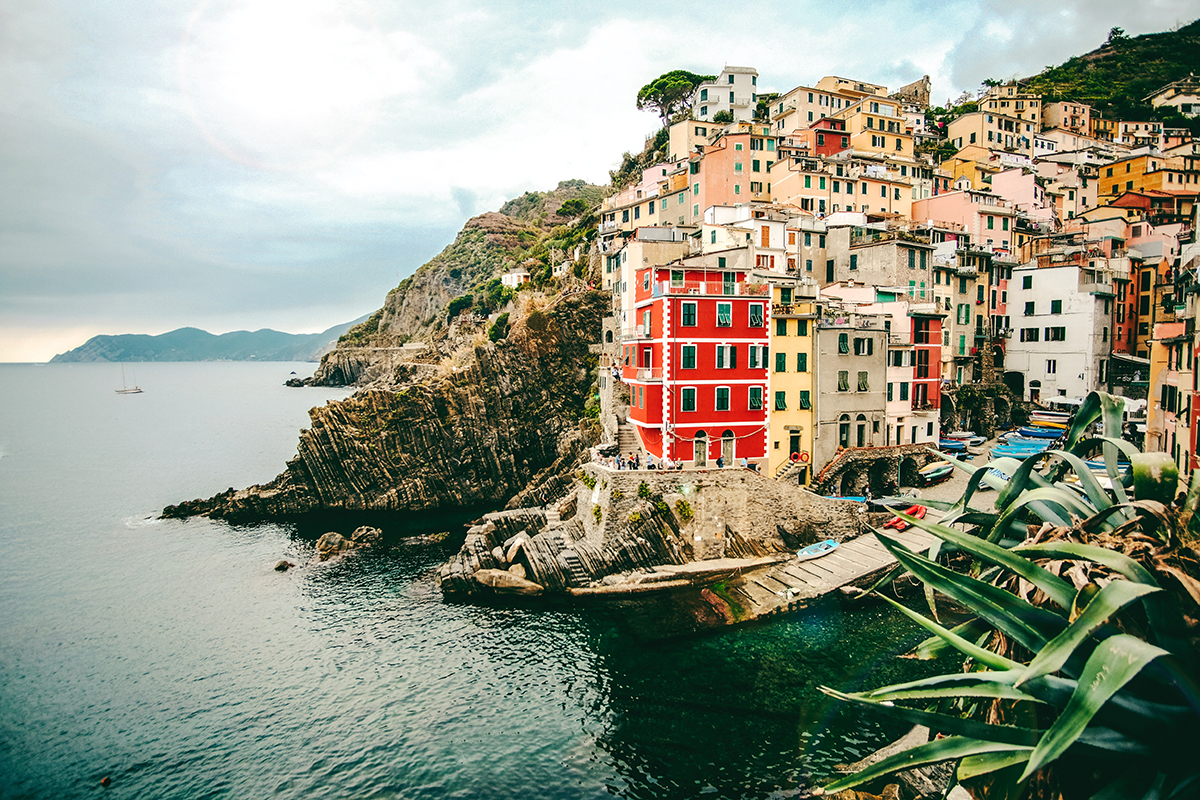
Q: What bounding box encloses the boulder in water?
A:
[350,526,382,546]
[274,560,296,572]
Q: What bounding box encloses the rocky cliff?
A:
[163,290,607,522]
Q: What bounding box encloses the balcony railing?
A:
[625,367,663,382]
[653,281,769,297]
[911,400,940,411]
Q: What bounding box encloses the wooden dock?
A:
[735,527,935,620]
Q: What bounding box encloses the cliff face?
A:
[164,291,607,522]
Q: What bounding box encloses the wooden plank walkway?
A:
[741,527,935,619]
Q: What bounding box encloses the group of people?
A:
[594,450,763,473]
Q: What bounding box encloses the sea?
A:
[0,361,938,800]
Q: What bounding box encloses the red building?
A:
[620,261,770,464]
[790,118,851,158]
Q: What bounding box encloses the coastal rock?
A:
[315,532,352,561]
[507,563,527,579]
[350,526,382,546]
[274,560,296,571]
[161,292,607,523]
[473,568,544,595]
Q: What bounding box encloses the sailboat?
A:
[116,364,143,394]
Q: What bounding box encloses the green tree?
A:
[712,110,734,124]
[556,198,588,217]
[636,70,714,125]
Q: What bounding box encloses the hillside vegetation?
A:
[1022,19,1200,133]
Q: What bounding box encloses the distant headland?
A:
[49,316,369,363]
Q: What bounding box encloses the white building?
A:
[1005,263,1112,402]
[500,270,531,288]
[693,66,759,123]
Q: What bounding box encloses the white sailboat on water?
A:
[116,364,143,394]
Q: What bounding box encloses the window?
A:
[681,302,697,326]
[1046,359,1057,375]
[717,302,732,326]
[775,352,787,372]
[857,371,869,392]
[838,333,849,353]
[849,254,858,271]
[909,249,916,269]
[899,382,909,401]
[838,370,849,391]
[853,337,874,356]
[774,391,787,410]
[752,159,761,172]
[749,387,763,410]
[1050,299,1062,314]
[681,388,696,411]
[749,303,764,327]
[716,345,737,369]
[1046,327,1066,341]
[1020,327,1040,342]
[798,391,811,409]
[887,382,894,401]
[716,387,730,411]
[681,345,696,369]
[798,319,808,336]
[781,287,793,304]
[670,269,684,288]
[987,216,994,230]
[796,352,807,372]
[776,318,787,336]
[1024,301,1035,316]
[839,415,850,448]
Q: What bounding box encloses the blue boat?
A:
[796,539,839,561]
[1018,426,1064,439]
[939,439,967,452]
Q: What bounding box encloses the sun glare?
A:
[179,0,408,170]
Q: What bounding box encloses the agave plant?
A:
[821,392,1200,799]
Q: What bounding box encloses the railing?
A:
[631,367,663,381]
[652,281,770,297]
[911,400,939,411]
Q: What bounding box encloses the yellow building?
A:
[946,111,1037,156]
[981,82,1042,128]
[766,275,818,482]
[941,145,1002,190]
[1098,153,1199,198]
[832,98,914,160]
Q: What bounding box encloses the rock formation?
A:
[314,526,382,561]
[163,291,607,522]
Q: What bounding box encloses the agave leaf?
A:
[1013,542,1159,586]
[997,451,1057,511]
[991,486,1096,543]
[1062,391,1125,452]
[958,750,1032,781]
[912,616,990,660]
[819,687,1043,745]
[875,593,1019,669]
[1020,634,1169,780]
[864,683,1046,704]
[1178,470,1200,537]
[1038,450,1119,512]
[821,736,1033,794]
[1069,436,1140,505]
[877,533,1066,651]
[1018,581,1160,686]
[1075,726,1154,754]
[895,511,1075,610]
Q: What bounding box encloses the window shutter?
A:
[730,346,738,369]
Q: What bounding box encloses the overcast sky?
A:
[2,0,1195,361]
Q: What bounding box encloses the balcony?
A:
[653,281,770,297]
[911,400,940,412]
[773,303,808,317]
[889,333,913,346]
[631,367,663,382]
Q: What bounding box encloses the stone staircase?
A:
[773,460,803,482]
[616,422,641,458]
[557,549,591,587]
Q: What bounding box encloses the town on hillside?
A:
[522,67,1199,495]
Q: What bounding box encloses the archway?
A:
[1029,379,1042,405]
[840,466,867,497]
[838,414,851,448]
[994,395,1012,429]
[605,330,614,344]
[992,344,1005,370]
[1003,370,1025,398]
[721,430,735,465]
[693,430,707,466]
[899,456,921,487]
[856,414,868,448]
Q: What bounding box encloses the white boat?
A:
[116,364,143,395]
[796,539,838,561]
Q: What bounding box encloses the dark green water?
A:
[0,362,936,799]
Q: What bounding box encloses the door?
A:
[722,431,735,465]
[826,259,834,284]
[694,433,707,466]
[789,434,800,457]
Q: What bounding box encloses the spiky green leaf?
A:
[822,736,1033,794]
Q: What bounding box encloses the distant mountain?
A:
[50,316,370,363]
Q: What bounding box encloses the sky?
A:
[2,0,1196,361]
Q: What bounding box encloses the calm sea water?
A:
[0,362,935,800]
